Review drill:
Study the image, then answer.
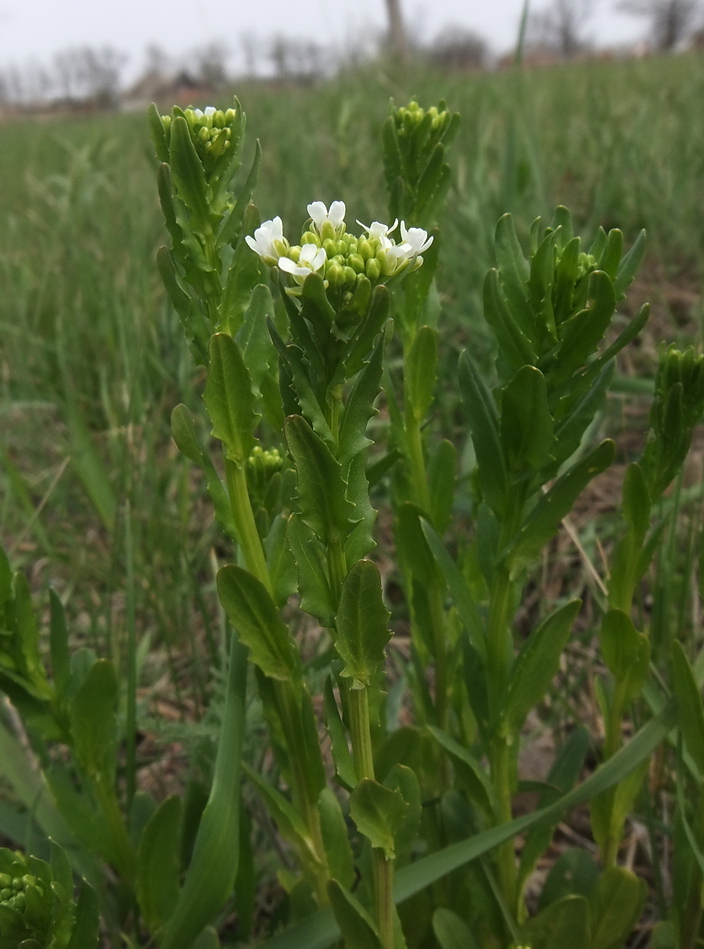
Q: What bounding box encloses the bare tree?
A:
[192,42,230,89]
[384,0,408,61]
[619,0,702,49]
[526,0,592,58]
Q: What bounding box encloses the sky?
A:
[0,0,647,79]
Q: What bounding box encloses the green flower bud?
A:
[213,109,226,129]
[343,266,357,286]
[161,114,172,134]
[321,220,337,242]
[365,258,382,281]
[358,239,374,261]
[198,126,210,143]
[225,107,236,123]
[321,237,336,254]
[327,263,346,288]
[348,253,365,274]
[303,231,322,246]
[287,245,301,263]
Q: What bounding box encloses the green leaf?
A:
[420,519,484,657]
[621,461,651,541]
[159,635,247,949]
[335,560,391,688]
[614,229,645,300]
[589,866,647,949]
[147,102,169,162]
[220,219,263,336]
[494,213,535,344]
[243,763,320,869]
[428,727,497,818]
[458,350,507,516]
[237,284,276,395]
[323,678,357,791]
[258,701,676,949]
[169,116,211,233]
[287,514,335,628]
[555,271,616,380]
[338,335,384,467]
[501,599,581,736]
[507,439,615,575]
[405,326,438,421]
[343,451,377,565]
[599,609,650,703]
[64,881,100,949]
[671,640,704,780]
[483,268,536,373]
[285,415,354,546]
[344,286,390,379]
[520,895,590,949]
[500,365,554,473]
[327,881,383,949]
[204,333,258,464]
[384,765,422,860]
[171,403,204,465]
[136,795,182,932]
[49,590,70,700]
[68,659,117,787]
[318,787,355,891]
[538,848,598,910]
[396,504,441,584]
[432,908,480,949]
[217,565,299,681]
[349,778,408,858]
[427,440,456,534]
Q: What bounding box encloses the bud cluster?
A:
[246,201,432,308]
[246,446,285,497]
[0,849,56,945]
[394,98,454,141]
[161,105,237,172]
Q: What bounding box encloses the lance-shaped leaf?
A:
[323,678,356,791]
[483,268,536,373]
[327,881,383,949]
[136,795,182,933]
[285,415,354,546]
[68,659,117,787]
[671,640,704,781]
[458,350,507,516]
[204,333,258,464]
[344,286,390,379]
[338,334,384,467]
[217,564,300,682]
[159,635,247,949]
[494,213,535,344]
[220,208,263,336]
[501,599,581,737]
[589,866,647,949]
[287,514,335,628]
[621,462,651,542]
[335,560,390,688]
[555,271,616,381]
[427,439,456,533]
[428,727,497,818]
[384,764,422,860]
[614,229,645,300]
[520,895,591,949]
[506,439,615,575]
[318,788,355,891]
[405,325,438,422]
[349,778,408,858]
[433,908,480,949]
[243,764,321,870]
[599,609,650,704]
[49,589,71,701]
[237,283,276,395]
[500,365,554,473]
[343,452,377,565]
[168,115,211,233]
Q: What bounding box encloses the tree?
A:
[619,0,702,50]
[526,0,592,58]
[426,26,488,70]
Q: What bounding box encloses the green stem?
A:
[124,501,137,818]
[427,583,448,730]
[489,735,517,912]
[404,401,430,513]
[347,685,395,948]
[225,459,272,594]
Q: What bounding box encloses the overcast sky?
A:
[0,0,646,78]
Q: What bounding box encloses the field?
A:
[1,51,704,948]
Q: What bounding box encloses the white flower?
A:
[357,219,398,240]
[245,217,287,264]
[307,201,346,238]
[193,106,217,119]
[378,235,414,275]
[278,243,327,283]
[399,222,433,256]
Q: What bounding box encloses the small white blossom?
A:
[400,223,433,256]
[378,235,414,275]
[357,219,398,240]
[278,243,327,283]
[245,217,287,264]
[307,201,346,238]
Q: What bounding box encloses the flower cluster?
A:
[161,105,237,166]
[246,201,432,295]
